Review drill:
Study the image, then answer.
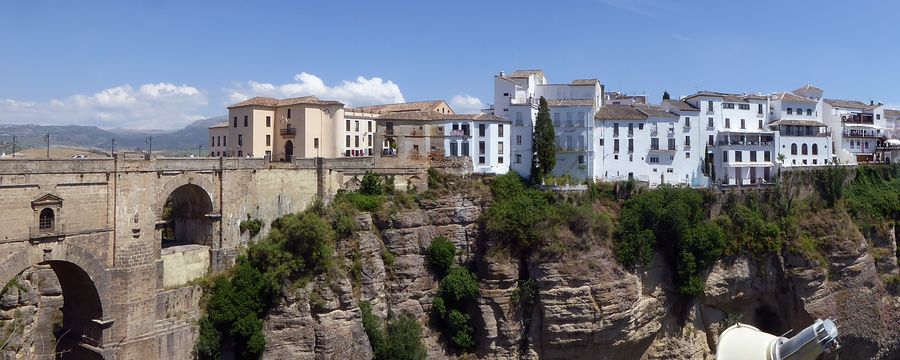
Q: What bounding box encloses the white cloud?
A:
[450,94,485,114]
[0,83,207,130]
[227,72,405,107]
[672,33,688,41]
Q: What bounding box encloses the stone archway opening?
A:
[284,140,294,162]
[160,184,214,248]
[0,261,104,360]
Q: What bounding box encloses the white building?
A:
[440,113,511,174]
[681,91,775,186]
[492,70,603,180]
[343,110,377,157]
[884,109,900,140]
[594,104,704,187]
[823,98,888,164]
[768,86,832,167]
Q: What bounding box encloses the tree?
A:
[426,237,456,275]
[663,91,671,100]
[531,96,556,183]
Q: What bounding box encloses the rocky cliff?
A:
[260,192,899,360]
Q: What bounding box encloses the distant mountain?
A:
[0,116,226,153]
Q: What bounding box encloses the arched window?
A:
[787,108,793,115]
[806,109,812,116]
[791,143,798,155]
[39,208,54,231]
[802,144,808,155]
[812,144,818,155]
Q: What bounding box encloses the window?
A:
[211,136,214,145]
[233,116,238,127]
[238,134,243,146]
[686,152,690,158]
[287,108,291,118]
[368,135,372,146]
[613,139,620,153]
[651,138,660,150]
[266,116,271,127]
[217,136,220,147]
[708,135,714,146]
[515,112,523,126]
[802,143,808,155]
[649,156,659,163]
[707,117,714,128]
[499,124,504,137]
[478,141,486,155]
[787,108,793,115]
[684,117,690,127]
[355,121,360,132]
[461,142,469,156]
[684,136,691,147]
[498,156,504,164]
[877,114,881,120]
[566,112,573,126]
[668,138,676,151]
[739,104,750,110]
[723,103,735,109]
[244,116,248,127]
[553,113,560,126]
[479,124,486,137]
[598,139,604,146]
[638,123,644,130]
[791,143,798,155]
[750,151,757,162]
[346,120,351,131]
[806,109,812,116]
[368,121,372,132]
[355,136,360,147]
[739,119,745,129]
[758,120,763,129]
[39,208,54,231]
[478,156,486,164]
[223,136,226,146]
[758,104,763,114]
[613,123,619,136]
[628,123,634,136]
[707,101,713,111]
[346,135,351,147]
[238,150,243,157]
[503,92,509,96]
[812,144,818,155]
[498,142,504,155]
[450,142,458,156]
[314,138,319,149]
[515,154,521,164]
[516,135,522,145]
[725,118,731,128]
[577,155,585,164]
[736,151,745,162]
[723,151,728,162]
[266,135,271,146]
[628,139,634,152]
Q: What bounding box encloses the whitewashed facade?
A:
[440,113,511,174]
[823,99,888,164]
[491,70,603,180]
[768,86,832,167]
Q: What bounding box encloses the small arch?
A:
[806,109,812,116]
[39,208,55,231]
[812,143,818,155]
[802,143,808,155]
[786,107,793,115]
[284,140,294,162]
[791,143,798,155]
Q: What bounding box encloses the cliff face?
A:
[261,193,900,360]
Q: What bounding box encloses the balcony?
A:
[843,129,881,138]
[841,113,874,125]
[557,146,591,152]
[510,96,536,106]
[279,128,297,137]
[30,224,65,239]
[449,129,470,137]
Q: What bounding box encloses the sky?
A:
[2,0,900,130]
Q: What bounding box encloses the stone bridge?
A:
[0,155,423,359]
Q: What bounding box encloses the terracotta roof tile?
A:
[352,100,451,114]
[769,119,827,127]
[227,95,343,109]
[508,69,545,78]
[663,99,699,112]
[774,92,819,104]
[571,79,600,86]
[594,106,648,120]
[824,98,869,109]
[547,99,595,107]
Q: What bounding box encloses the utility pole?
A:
[44,133,50,158]
[11,136,15,158]
[146,136,152,156]
[111,138,117,157]
[198,144,202,158]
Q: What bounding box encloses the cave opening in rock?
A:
[753,304,783,334]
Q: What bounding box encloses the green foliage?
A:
[846,165,900,223]
[194,317,221,360]
[426,237,456,275]
[334,191,385,212]
[360,301,427,360]
[614,187,725,296]
[716,203,782,257]
[439,267,479,305]
[817,163,849,207]
[484,174,555,249]
[511,278,537,354]
[447,310,475,351]
[239,215,264,238]
[431,266,478,353]
[531,96,556,182]
[360,171,384,196]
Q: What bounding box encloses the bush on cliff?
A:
[484,173,558,249]
[426,236,456,276]
[431,266,479,353]
[360,301,428,360]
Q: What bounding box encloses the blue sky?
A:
[2,0,900,129]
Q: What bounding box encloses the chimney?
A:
[870,100,875,106]
[499,71,505,77]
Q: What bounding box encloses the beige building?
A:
[208,123,230,157]
[353,100,455,115]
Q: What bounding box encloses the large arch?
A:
[0,243,111,359]
[160,184,214,248]
[284,140,294,162]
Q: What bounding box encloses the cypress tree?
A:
[531,96,556,183]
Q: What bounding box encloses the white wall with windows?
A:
[442,118,511,174]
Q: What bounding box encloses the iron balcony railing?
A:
[279,128,297,136]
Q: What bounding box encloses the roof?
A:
[824,98,869,109]
[376,111,511,123]
[663,99,699,112]
[352,100,451,114]
[508,69,545,78]
[496,75,523,85]
[208,123,229,129]
[635,106,678,118]
[594,106,648,120]
[546,99,595,107]
[444,113,511,123]
[884,109,900,118]
[792,84,824,94]
[227,95,343,109]
[769,119,827,127]
[773,92,819,104]
[571,79,600,86]
[684,91,765,103]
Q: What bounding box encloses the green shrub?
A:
[447,309,475,351]
[239,215,264,238]
[335,192,385,212]
[193,316,221,360]
[426,237,456,275]
[360,171,384,196]
[360,301,427,360]
[817,164,849,207]
[846,165,900,223]
[439,267,479,305]
[484,187,553,249]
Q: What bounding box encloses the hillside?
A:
[0,116,225,153]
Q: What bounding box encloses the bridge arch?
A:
[0,243,111,358]
[157,174,218,248]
